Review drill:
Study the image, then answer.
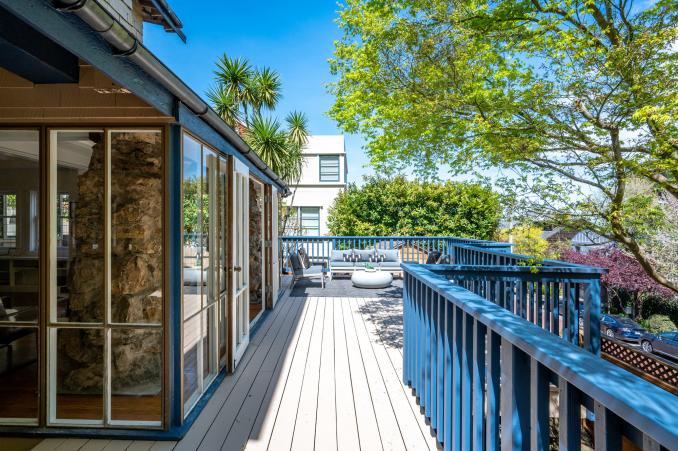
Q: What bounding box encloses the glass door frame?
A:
[0,126,43,426]
[45,127,165,429]
[180,132,226,418]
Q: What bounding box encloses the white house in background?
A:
[286,135,348,235]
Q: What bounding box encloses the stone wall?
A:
[58,132,162,395]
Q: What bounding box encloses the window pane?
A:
[56,131,105,323]
[56,328,104,421]
[0,130,39,324]
[203,149,217,307]
[300,207,320,235]
[183,135,202,320]
[111,328,162,422]
[110,131,163,324]
[249,179,264,321]
[0,327,38,420]
[183,314,200,412]
[319,156,340,181]
[202,306,217,384]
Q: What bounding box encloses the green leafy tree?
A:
[497,225,559,261]
[327,176,500,239]
[329,0,678,292]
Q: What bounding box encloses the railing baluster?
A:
[486,330,500,451]
[530,359,550,451]
[436,292,445,442]
[462,313,473,449]
[587,280,601,355]
[558,379,582,451]
[594,401,621,451]
[501,339,530,451]
[444,296,454,451]
[430,291,439,430]
[424,284,432,420]
[472,320,486,451]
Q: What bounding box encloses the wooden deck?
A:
[31,294,438,451]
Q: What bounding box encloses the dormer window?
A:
[319,156,340,182]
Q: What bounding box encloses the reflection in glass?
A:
[183,314,200,411]
[110,131,163,324]
[111,328,162,422]
[0,327,38,420]
[0,130,40,324]
[56,131,105,323]
[218,159,228,362]
[203,306,217,384]
[249,179,265,322]
[56,328,103,420]
[203,149,216,307]
[183,135,202,323]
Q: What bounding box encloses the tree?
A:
[327,176,501,239]
[497,225,558,261]
[561,248,676,318]
[329,0,678,292]
[207,54,308,183]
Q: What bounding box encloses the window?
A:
[319,156,340,182]
[0,193,17,247]
[56,193,70,248]
[300,207,320,236]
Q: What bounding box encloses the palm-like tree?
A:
[206,84,239,127]
[244,113,308,183]
[251,67,281,115]
[211,55,282,126]
[208,54,308,203]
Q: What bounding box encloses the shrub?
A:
[641,314,677,334]
[327,176,501,239]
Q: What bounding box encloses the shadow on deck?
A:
[26,278,437,451]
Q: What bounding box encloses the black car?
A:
[640,331,678,359]
[600,314,646,342]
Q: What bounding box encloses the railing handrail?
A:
[431,263,607,276]
[450,242,599,269]
[282,235,504,242]
[402,263,678,449]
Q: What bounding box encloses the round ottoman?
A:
[351,270,393,289]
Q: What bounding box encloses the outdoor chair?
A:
[290,248,327,288]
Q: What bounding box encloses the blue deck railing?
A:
[435,264,603,354]
[402,263,677,450]
[281,235,512,266]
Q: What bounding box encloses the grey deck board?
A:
[31,283,436,451]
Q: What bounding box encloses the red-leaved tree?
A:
[561,249,676,318]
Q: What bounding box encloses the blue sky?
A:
[144,0,372,184]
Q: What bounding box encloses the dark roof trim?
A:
[48,0,289,195]
[140,0,185,42]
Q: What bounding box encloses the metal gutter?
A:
[52,0,290,196]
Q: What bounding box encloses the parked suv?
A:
[601,314,646,342]
[640,331,678,359]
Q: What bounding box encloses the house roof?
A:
[302,135,346,155]
[4,0,290,194]
[138,0,185,42]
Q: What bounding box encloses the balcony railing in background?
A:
[281,235,512,267]
[402,263,677,451]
